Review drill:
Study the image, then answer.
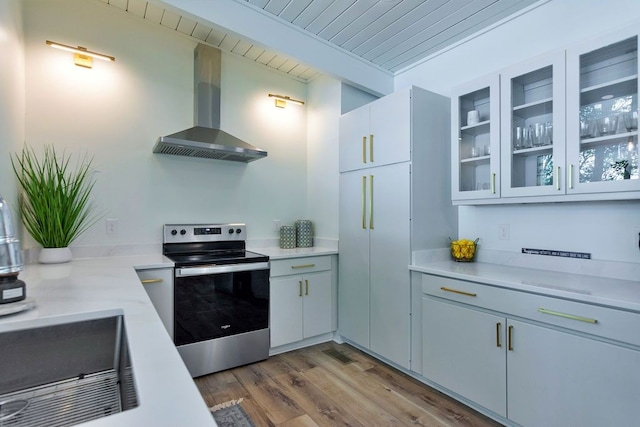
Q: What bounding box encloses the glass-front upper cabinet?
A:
[451,74,500,202]
[500,52,566,198]
[566,28,639,195]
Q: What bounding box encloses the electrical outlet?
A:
[106,219,118,235]
[498,224,510,240]
[273,219,281,232]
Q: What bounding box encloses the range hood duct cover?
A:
[153,45,267,162]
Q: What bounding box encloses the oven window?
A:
[174,269,269,346]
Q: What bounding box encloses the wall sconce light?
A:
[46,40,115,69]
[268,93,305,108]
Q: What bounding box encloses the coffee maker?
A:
[0,195,26,303]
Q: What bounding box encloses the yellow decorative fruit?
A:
[450,238,479,262]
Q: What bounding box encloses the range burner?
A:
[162,223,268,267]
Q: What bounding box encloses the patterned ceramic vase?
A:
[279,225,296,249]
[295,220,313,248]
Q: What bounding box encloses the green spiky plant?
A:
[11,145,101,248]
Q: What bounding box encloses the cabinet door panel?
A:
[452,74,501,202]
[338,171,370,348]
[302,270,333,339]
[369,88,411,166]
[369,163,411,368]
[507,319,640,427]
[422,297,507,417]
[566,28,639,195]
[136,268,174,338]
[339,106,370,173]
[500,51,567,198]
[270,276,303,347]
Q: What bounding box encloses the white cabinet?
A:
[422,297,506,416]
[339,86,455,369]
[500,51,566,198]
[269,256,334,348]
[339,88,411,172]
[451,74,501,202]
[135,267,174,338]
[339,162,411,364]
[453,26,640,204]
[566,27,639,195]
[421,273,640,427]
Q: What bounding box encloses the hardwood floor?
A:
[195,341,503,427]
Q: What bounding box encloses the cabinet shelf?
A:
[512,145,553,156]
[513,98,553,119]
[461,155,490,164]
[580,75,638,105]
[460,120,490,136]
[579,131,638,148]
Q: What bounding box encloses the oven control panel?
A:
[163,223,246,243]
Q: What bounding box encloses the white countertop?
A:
[252,246,338,260]
[410,260,640,313]
[0,255,216,427]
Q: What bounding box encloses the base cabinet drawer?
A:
[136,267,174,338]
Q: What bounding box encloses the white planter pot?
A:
[39,247,72,264]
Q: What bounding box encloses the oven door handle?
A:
[176,261,269,277]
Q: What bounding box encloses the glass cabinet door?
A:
[567,29,639,194]
[451,74,500,202]
[500,52,566,198]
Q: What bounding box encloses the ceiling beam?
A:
[156,0,394,96]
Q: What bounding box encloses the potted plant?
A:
[11,145,101,263]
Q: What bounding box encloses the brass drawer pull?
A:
[369,134,374,162]
[508,325,514,351]
[496,322,502,348]
[362,136,367,164]
[538,308,597,324]
[140,278,163,284]
[305,279,309,296]
[299,280,303,297]
[291,264,316,269]
[440,286,477,297]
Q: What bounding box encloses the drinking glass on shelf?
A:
[545,122,553,145]
[523,126,533,148]
[588,118,600,138]
[580,120,590,138]
[623,111,638,131]
[514,126,523,150]
[534,123,545,146]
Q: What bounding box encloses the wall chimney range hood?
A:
[153,45,267,163]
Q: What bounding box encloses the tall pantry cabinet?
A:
[338,86,456,368]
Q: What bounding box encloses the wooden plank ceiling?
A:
[97,0,539,82]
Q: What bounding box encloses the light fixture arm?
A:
[268,93,305,106]
[46,40,116,62]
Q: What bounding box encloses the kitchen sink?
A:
[0,312,138,426]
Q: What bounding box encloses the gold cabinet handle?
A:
[369,134,374,162]
[362,136,367,164]
[496,322,502,348]
[556,166,561,190]
[508,325,514,351]
[305,279,309,296]
[140,278,163,284]
[440,286,477,297]
[369,174,374,229]
[538,308,597,324]
[291,264,315,269]
[491,173,496,194]
[299,280,303,297]
[362,176,367,229]
[569,164,574,189]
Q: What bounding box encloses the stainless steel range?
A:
[162,223,269,377]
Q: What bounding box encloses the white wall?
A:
[395,0,640,264]
[307,75,341,239]
[0,0,25,226]
[20,0,309,250]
